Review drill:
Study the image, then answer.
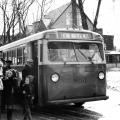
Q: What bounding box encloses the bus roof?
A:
[0,28,103,51]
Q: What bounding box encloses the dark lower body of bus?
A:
[37,64,108,107]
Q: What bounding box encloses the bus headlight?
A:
[51,73,60,82]
[98,72,105,80]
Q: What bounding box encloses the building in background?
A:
[103,35,114,51]
[26,20,46,36]
[44,2,93,30]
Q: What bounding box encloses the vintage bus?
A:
[0,28,108,107]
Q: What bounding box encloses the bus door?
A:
[31,41,39,104]
[37,40,44,105]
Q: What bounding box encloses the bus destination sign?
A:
[58,32,93,40]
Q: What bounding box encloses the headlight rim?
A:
[50,73,60,82]
[98,71,105,80]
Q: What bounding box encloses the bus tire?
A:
[74,102,84,107]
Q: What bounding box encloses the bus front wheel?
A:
[74,102,84,107]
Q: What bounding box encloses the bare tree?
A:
[0,0,35,44]
[0,0,9,43]
[15,0,35,37]
[0,0,54,44]
[30,0,54,33]
[35,0,54,20]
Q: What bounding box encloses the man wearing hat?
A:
[2,59,17,120]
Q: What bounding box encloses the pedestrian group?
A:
[0,58,35,120]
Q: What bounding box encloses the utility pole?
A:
[93,0,102,31]
[71,0,77,28]
[78,0,88,30]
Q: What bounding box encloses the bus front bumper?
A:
[48,96,109,104]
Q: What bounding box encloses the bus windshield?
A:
[48,41,104,63]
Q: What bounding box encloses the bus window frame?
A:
[23,46,28,64]
[38,40,43,64]
[4,45,27,66]
[46,40,105,64]
[17,47,23,65]
[17,44,28,65]
[38,39,49,65]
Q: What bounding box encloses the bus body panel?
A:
[40,64,107,104]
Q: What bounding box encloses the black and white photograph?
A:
[0,0,120,120]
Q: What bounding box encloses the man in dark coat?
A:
[2,59,17,120]
[21,59,35,120]
[22,59,34,82]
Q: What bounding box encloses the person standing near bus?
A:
[0,58,4,119]
[2,59,17,120]
[21,59,35,120]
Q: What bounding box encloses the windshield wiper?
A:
[77,49,94,64]
[77,49,88,60]
[72,43,79,62]
[72,43,94,64]
[72,43,92,63]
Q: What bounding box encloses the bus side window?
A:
[23,47,28,64]
[8,51,12,61]
[4,51,8,60]
[1,52,6,61]
[17,48,23,65]
[12,49,17,65]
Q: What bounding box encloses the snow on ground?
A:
[84,68,120,120]
[106,68,120,91]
